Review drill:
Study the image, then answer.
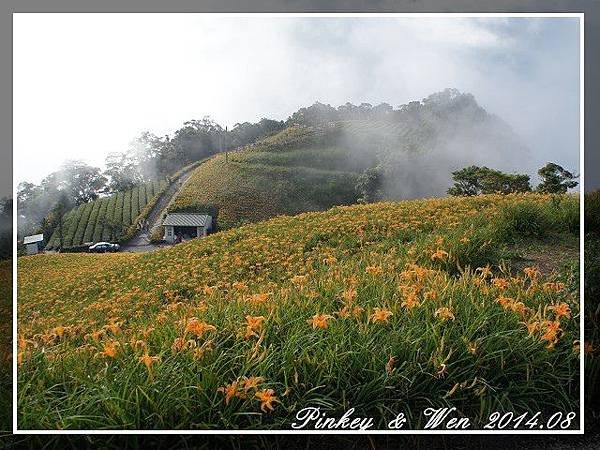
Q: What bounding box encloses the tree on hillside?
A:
[448,166,531,196]
[130,132,161,181]
[356,167,384,204]
[371,102,394,119]
[230,119,285,148]
[104,152,144,193]
[172,117,223,164]
[45,160,107,205]
[446,165,481,196]
[537,162,578,194]
[286,102,339,126]
[17,161,106,239]
[17,182,42,207]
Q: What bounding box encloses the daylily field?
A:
[16,193,581,429]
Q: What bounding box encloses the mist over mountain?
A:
[265,88,530,199]
[170,88,532,227]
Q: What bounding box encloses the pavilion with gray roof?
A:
[162,213,213,243]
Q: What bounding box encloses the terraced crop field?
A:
[46,179,168,250]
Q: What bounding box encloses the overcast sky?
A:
[13,14,580,187]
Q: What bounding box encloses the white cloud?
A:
[13,14,579,185]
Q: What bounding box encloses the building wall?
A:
[26,243,39,255]
[164,225,175,244]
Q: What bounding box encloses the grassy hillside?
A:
[170,94,527,230]
[17,193,581,429]
[168,122,407,228]
[46,179,168,250]
[170,151,359,229]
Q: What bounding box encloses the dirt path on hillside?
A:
[121,162,202,253]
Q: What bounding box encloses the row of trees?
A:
[101,117,285,194]
[286,89,486,128]
[355,162,578,205]
[447,163,578,196]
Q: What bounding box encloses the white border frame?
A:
[12,11,585,435]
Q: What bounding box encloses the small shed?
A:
[162,213,213,244]
[23,233,44,255]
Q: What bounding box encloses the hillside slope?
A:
[17,193,579,429]
[170,90,528,228]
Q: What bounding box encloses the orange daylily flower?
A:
[496,296,514,308]
[242,376,265,392]
[203,285,216,296]
[476,265,493,279]
[352,306,364,318]
[342,288,357,304]
[139,353,160,371]
[424,290,437,301]
[523,267,540,279]
[335,306,350,318]
[103,321,122,335]
[245,293,270,304]
[307,314,333,329]
[548,302,571,320]
[246,315,266,329]
[244,315,266,339]
[185,318,217,337]
[365,265,384,276]
[97,341,119,358]
[232,281,248,291]
[402,292,420,309]
[54,326,66,339]
[323,255,338,265]
[541,321,562,348]
[171,337,186,353]
[492,278,510,290]
[218,381,245,405]
[431,250,449,261]
[370,307,393,323]
[435,307,455,321]
[510,301,527,316]
[255,388,279,412]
